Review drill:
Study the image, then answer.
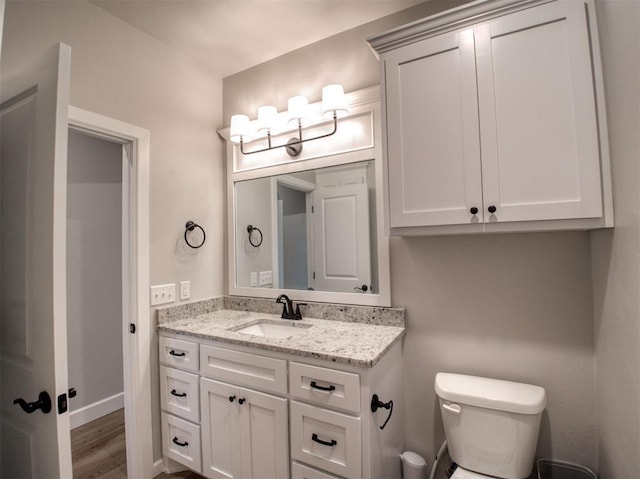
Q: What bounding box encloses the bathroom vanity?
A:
[157,302,404,479]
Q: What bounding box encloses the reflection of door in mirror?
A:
[312,168,371,293]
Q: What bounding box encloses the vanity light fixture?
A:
[229,84,348,157]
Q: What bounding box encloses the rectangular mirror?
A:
[235,161,379,295]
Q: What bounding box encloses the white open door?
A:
[312,183,371,293]
[1,43,72,478]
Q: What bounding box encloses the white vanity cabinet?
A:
[369,0,612,235]
[159,336,202,473]
[199,344,289,479]
[159,331,404,479]
[200,378,288,479]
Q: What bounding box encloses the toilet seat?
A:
[450,465,495,479]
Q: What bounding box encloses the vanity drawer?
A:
[290,401,361,479]
[200,344,287,395]
[292,461,343,479]
[161,412,201,473]
[160,366,199,422]
[290,362,361,413]
[159,336,199,372]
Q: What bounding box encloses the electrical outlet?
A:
[259,270,273,286]
[179,281,191,300]
[150,283,176,306]
[250,272,258,287]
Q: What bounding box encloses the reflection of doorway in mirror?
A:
[276,182,311,290]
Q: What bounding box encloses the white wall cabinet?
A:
[370,0,612,235]
[159,332,404,479]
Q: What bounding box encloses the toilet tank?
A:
[435,373,546,479]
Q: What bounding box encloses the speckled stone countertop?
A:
[157,298,405,368]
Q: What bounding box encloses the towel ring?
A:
[184,221,206,249]
[247,225,263,248]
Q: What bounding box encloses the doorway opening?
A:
[66,128,125,475]
[67,107,152,478]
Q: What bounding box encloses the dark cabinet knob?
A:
[488,205,497,213]
[228,395,236,402]
[469,207,478,215]
[238,398,246,405]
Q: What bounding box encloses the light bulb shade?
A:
[322,84,348,117]
[230,114,252,143]
[287,95,309,123]
[257,106,278,133]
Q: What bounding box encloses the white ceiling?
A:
[89,0,423,78]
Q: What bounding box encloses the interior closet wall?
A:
[67,129,123,427]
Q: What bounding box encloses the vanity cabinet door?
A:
[201,378,289,479]
[384,28,483,228]
[476,1,603,225]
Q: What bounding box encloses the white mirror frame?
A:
[219,86,390,307]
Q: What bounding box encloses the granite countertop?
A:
[158,309,405,368]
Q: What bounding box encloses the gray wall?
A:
[223,0,639,473]
[67,129,123,414]
[590,0,640,477]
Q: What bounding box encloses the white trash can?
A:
[400,451,427,479]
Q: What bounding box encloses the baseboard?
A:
[70,392,124,429]
[152,459,165,477]
[158,457,189,475]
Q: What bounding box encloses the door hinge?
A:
[313,272,316,279]
[130,323,136,334]
[311,206,314,213]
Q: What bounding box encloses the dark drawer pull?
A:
[169,350,186,357]
[312,433,337,447]
[310,381,335,392]
[170,389,187,398]
[172,437,188,447]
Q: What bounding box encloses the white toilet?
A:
[435,372,547,479]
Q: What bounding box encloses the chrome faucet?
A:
[275,294,306,320]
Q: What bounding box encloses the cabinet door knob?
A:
[238,398,246,405]
[228,395,236,402]
[469,207,478,215]
[488,205,497,213]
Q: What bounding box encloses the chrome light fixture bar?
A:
[229,84,348,157]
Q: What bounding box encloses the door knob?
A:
[488,205,497,213]
[13,391,52,414]
[469,207,478,215]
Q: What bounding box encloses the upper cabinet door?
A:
[475,1,602,223]
[384,28,483,228]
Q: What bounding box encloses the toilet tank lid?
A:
[435,373,547,414]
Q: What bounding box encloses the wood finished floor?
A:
[71,408,204,479]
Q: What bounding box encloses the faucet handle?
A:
[294,303,307,319]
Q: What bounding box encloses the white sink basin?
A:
[231,320,311,339]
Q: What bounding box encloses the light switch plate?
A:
[150,284,176,306]
[179,281,191,300]
[250,272,258,287]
